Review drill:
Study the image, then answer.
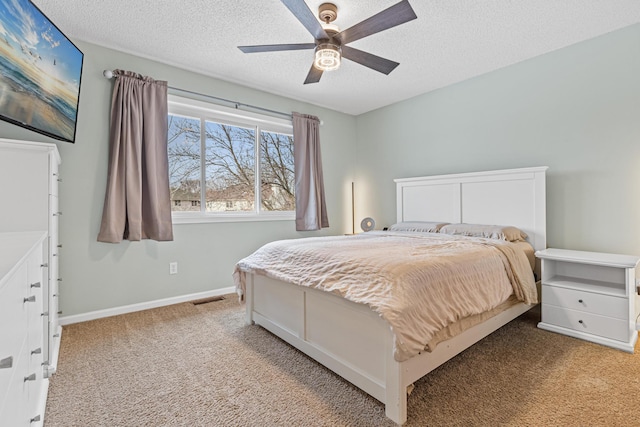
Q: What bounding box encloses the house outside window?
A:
[167,95,295,224]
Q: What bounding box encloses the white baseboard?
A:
[58,287,236,326]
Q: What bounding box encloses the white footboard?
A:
[246,273,393,403]
[245,273,536,425]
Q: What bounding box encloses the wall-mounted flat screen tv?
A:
[0,0,83,143]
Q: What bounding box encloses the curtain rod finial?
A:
[103,70,114,79]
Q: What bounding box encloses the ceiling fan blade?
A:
[238,43,316,53]
[304,64,323,84]
[341,46,399,75]
[336,0,417,45]
[281,0,328,40]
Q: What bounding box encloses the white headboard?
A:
[394,167,548,252]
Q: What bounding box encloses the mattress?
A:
[234,231,537,362]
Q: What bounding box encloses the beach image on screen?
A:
[0,0,83,142]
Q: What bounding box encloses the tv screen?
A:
[0,0,83,143]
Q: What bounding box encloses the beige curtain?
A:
[97,70,173,243]
[292,112,329,231]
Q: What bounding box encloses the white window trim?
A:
[172,211,294,224]
[168,95,295,224]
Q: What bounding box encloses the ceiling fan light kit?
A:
[238,0,417,84]
[314,43,341,71]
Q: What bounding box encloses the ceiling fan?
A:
[238,0,417,84]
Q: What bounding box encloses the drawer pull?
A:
[578,299,583,303]
[24,373,36,382]
[24,295,36,303]
[31,348,42,355]
[41,311,49,317]
[40,263,48,268]
[30,415,41,423]
[53,211,62,216]
[31,281,41,288]
[0,356,13,369]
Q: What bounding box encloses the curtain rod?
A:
[102,69,294,121]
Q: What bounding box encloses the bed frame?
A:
[244,166,548,424]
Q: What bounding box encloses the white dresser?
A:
[536,248,640,352]
[0,138,61,375]
[0,139,61,427]
[0,232,48,426]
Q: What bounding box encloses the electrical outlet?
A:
[169,262,178,275]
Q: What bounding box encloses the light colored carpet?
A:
[45,296,640,426]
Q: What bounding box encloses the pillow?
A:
[439,223,528,242]
[388,221,450,233]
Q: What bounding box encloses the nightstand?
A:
[536,248,640,353]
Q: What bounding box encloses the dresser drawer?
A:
[0,264,29,409]
[50,163,59,198]
[541,304,629,342]
[542,284,628,320]
[0,337,30,427]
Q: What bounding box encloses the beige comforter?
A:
[233,232,537,362]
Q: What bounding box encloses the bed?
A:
[234,166,547,425]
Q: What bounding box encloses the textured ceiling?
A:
[35,0,640,115]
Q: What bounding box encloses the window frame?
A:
[168,94,295,224]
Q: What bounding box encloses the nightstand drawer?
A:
[542,284,628,320]
[541,304,629,342]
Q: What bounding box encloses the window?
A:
[167,95,295,223]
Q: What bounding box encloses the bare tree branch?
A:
[168,114,295,212]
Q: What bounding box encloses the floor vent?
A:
[192,296,225,305]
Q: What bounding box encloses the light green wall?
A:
[0,41,357,316]
[355,24,640,256]
[3,24,639,317]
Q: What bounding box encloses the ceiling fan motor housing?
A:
[319,3,338,23]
